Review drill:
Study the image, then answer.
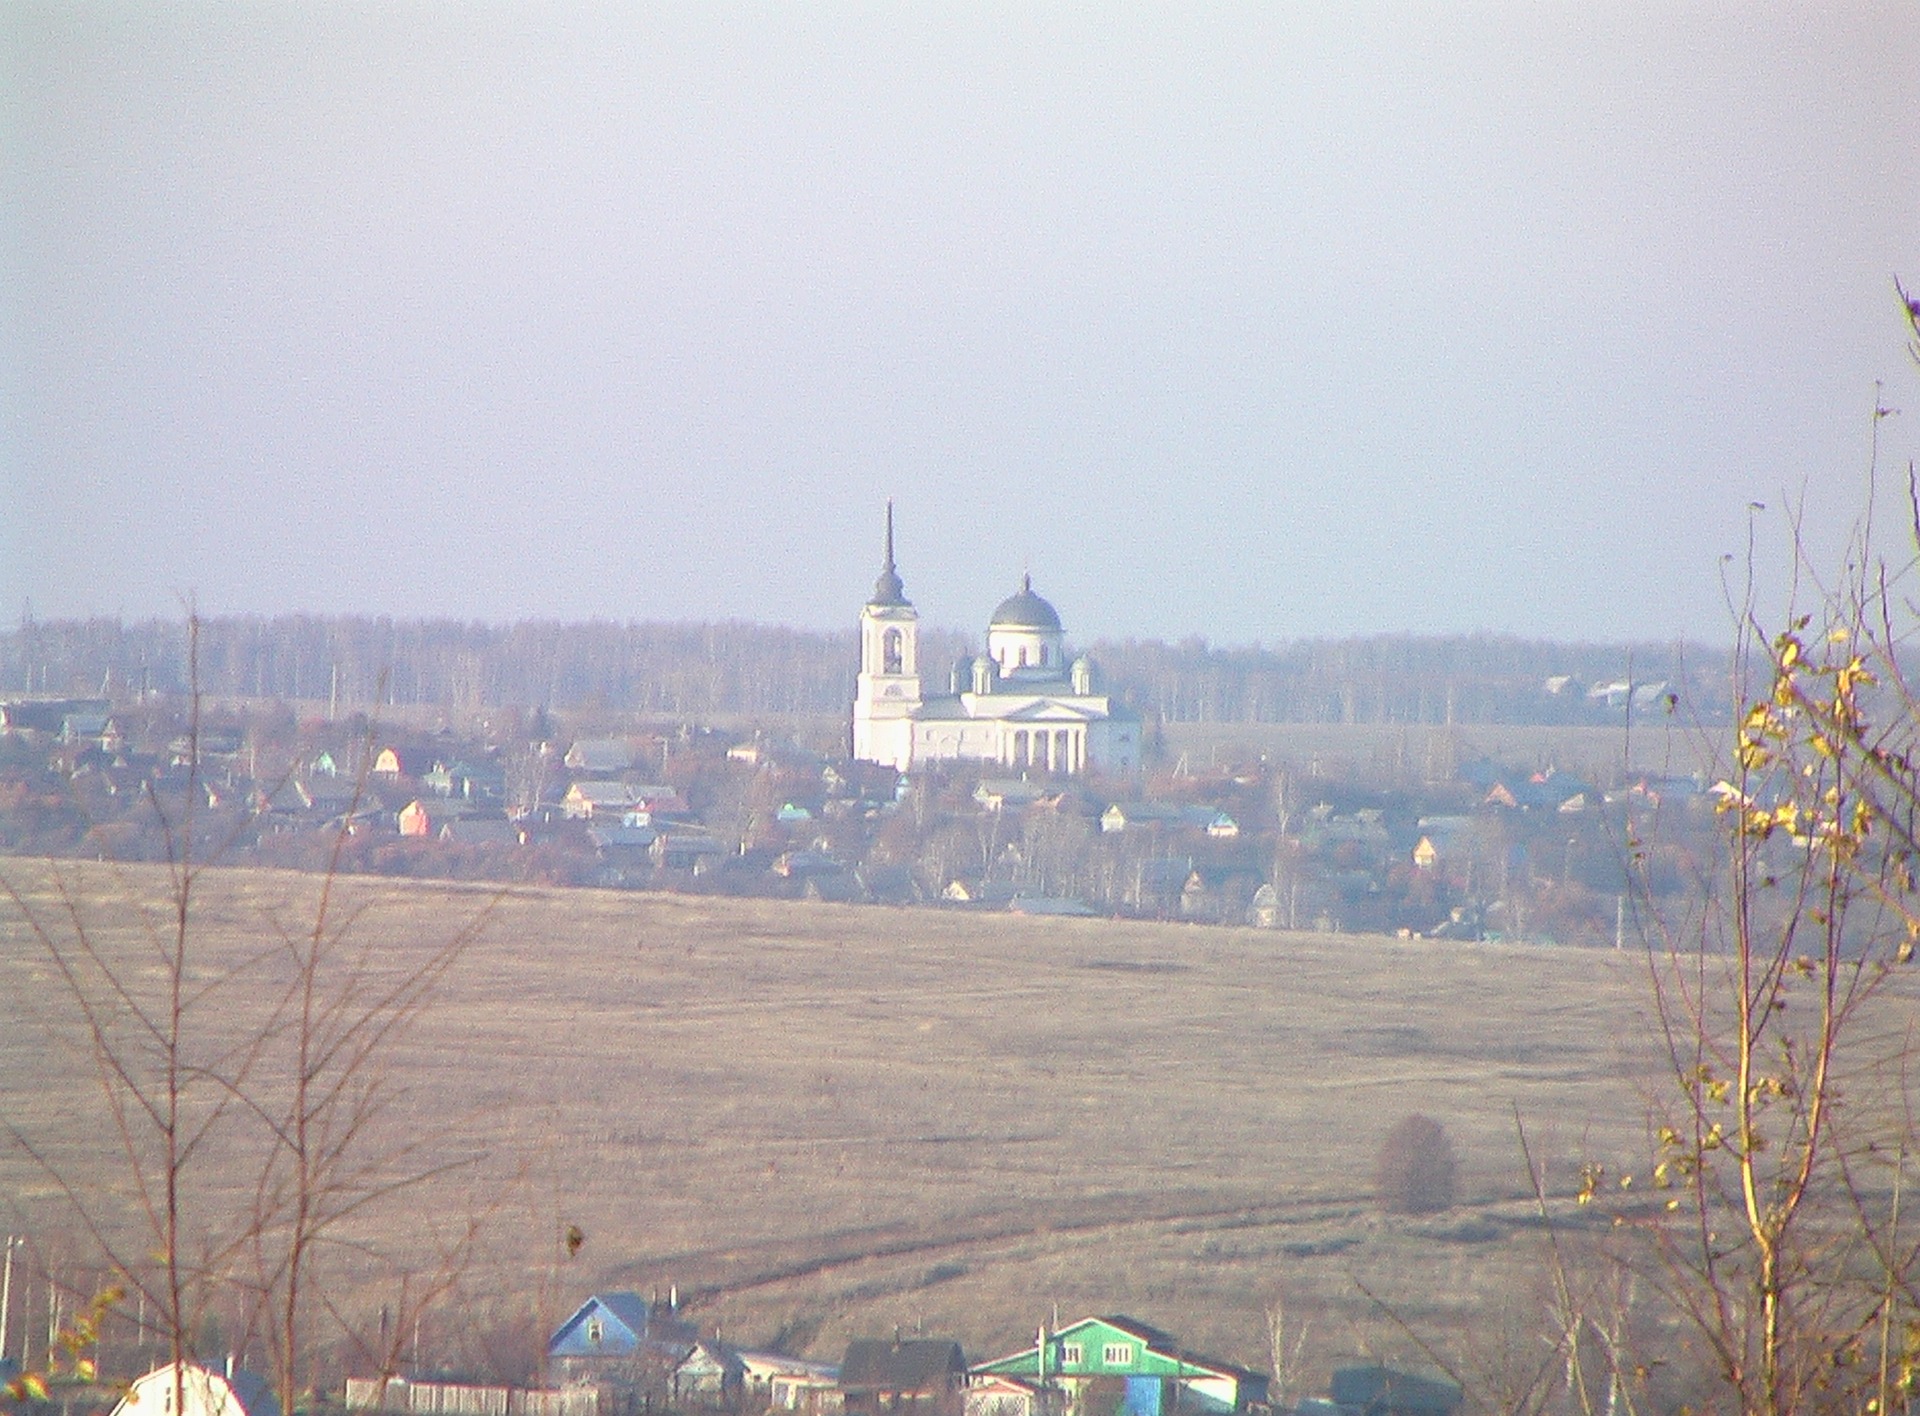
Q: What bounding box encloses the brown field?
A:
[1,860,1718,1387]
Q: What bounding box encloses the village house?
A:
[589,823,658,868]
[169,729,245,767]
[839,1339,967,1416]
[1099,804,1234,836]
[563,781,686,821]
[973,779,1059,812]
[372,745,438,779]
[972,1317,1266,1416]
[546,1292,697,1391]
[651,830,730,872]
[941,878,1019,907]
[669,1339,745,1407]
[0,697,110,737]
[565,739,639,776]
[562,781,644,820]
[738,1352,841,1414]
[398,797,474,837]
[440,815,520,847]
[1179,864,1262,924]
[111,1361,280,1416]
[423,758,506,802]
[1007,894,1096,917]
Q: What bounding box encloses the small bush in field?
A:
[1376,1114,1456,1214]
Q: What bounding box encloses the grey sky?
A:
[5,4,1916,646]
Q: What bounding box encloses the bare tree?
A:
[1262,1295,1311,1414]
[238,827,492,1410]
[1585,286,1920,1413]
[3,618,499,1416]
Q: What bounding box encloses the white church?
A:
[852,507,1141,777]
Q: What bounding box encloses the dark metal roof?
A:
[1329,1364,1462,1415]
[839,1340,965,1391]
[990,575,1061,631]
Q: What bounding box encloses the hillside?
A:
[1,862,1679,1389]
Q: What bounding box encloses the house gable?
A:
[114,1362,281,1416]
[973,1317,1262,1412]
[548,1292,658,1357]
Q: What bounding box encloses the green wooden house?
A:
[973,1317,1266,1416]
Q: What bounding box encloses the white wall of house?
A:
[113,1362,278,1416]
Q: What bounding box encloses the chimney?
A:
[226,1353,235,1381]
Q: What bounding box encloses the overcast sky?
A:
[5,4,1917,646]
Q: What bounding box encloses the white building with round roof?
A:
[852,508,1141,776]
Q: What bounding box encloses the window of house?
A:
[1060,1343,1083,1366]
[1102,1344,1133,1366]
[587,1317,604,1345]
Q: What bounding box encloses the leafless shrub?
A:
[1375,1115,1456,1215]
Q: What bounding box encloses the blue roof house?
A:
[548,1293,697,1388]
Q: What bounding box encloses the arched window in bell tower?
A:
[882,628,903,675]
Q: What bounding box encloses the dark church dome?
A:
[989,574,1062,631]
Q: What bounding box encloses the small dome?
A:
[869,563,907,607]
[989,574,1062,631]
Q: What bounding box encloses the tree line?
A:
[0,614,1722,725]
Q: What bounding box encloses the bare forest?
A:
[0,617,1722,730]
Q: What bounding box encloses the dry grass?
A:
[0,860,1709,1386]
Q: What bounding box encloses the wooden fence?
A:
[345,1378,601,1416]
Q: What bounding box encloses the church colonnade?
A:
[1007,726,1084,774]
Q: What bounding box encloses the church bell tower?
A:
[852,502,921,771]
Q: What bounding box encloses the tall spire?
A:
[869,500,908,606]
